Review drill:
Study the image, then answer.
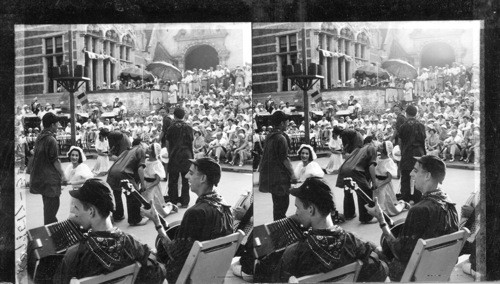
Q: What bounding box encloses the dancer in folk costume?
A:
[374,141,409,216]
[293,144,324,182]
[93,128,111,176]
[325,126,344,174]
[143,143,177,218]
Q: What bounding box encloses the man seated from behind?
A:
[271,177,388,283]
[53,179,165,284]
[141,158,234,283]
[365,155,459,281]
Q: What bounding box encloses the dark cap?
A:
[99,128,110,137]
[289,177,335,214]
[69,179,115,215]
[406,105,418,117]
[271,110,289,126]
[189,158,222,187]
[173,107,185,119]
[42,112,61,127]
[414,155,446,184]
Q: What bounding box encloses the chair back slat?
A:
[401,228,470,282]
[69,262,141,284]
[176,230,245,284]
[289,260,363,283]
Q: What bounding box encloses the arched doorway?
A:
[420,42,455,68]
[184,45,219,70]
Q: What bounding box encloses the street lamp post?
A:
[285,28,323,144]
[50,65,89,146]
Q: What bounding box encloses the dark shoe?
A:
[344,214,357,220]
[331,211,345,224]
[129,217,149,226]
[113,216,125,222]
[396,193,403,201]
[171,204,179,213]
[180,203,189,208]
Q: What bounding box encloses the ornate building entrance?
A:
[420,42,455,67]
[184,45,219,70]
[173,25,230,71]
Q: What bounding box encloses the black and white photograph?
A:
[13,23,253,284]
[1,1,500,283]
[252,21,482,283]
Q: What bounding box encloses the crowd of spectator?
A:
[98,64,252,96]
[253,62,480,165]
[15,63,254,171]
[14,61,479,172]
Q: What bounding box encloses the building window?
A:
[277,34,299,92]
[356,32,370,61]
[45,35,64,93]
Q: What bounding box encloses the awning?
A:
[319,49,340,58]
[85,51,118,63]
[319,49,354,61]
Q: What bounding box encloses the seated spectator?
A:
[230,133,250,167]
[53,179,166,284]
[207,132,228,163]
[193,128,206,159]
[425,125,441,156]
[442,130,463,162]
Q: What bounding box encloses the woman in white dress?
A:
[294,144,324,182]
[65,146,94,189]
[373,141,409,216]
[92,129,110,176]
[325,127,344,174]
[144,143,177,218]
[65,146,94,219]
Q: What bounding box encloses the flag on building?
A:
[311,90,322,103]
[77,92,89,105]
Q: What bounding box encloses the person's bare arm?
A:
[365,197,398,253]
[369,163,379,188]
[138,166,147,191]
[140,201,172,246]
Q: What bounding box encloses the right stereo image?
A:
[247,21,481,283]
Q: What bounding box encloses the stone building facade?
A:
[252,22,383,102]
[15,24,151,107]
[15,23,250,110]
[147,23,250,72]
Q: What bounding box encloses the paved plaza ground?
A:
[19,156,477,282]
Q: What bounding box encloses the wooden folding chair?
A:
[176,230,245,284]
[288,260,363,283]
[69,261,141,284]
[401,228,470,282]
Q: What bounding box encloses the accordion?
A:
[253,217,304,258]
[28,219,84,260]
[28,219,85,282]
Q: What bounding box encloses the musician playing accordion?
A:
[52,179,166,284]
[365,155,459,281]
[269,177,388,282]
